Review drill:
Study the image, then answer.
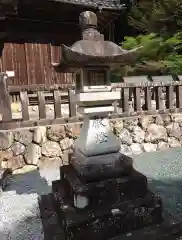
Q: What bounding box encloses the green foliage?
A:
[118,32,182,76]
[129,0,182,36]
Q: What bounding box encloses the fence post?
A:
[0,73,12,121]
[68,89,76,117]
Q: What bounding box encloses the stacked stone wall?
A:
[1,113,182,174]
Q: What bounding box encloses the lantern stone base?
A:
[50,162,172,240]
[70,149,133,182]
[52,177,163,240]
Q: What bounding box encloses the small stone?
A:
[13,165,38,175]
[114,119,123,136]
[60,137,74,151]
[65,124,81,139]
[120,144,132,156]
[62,149,73,165]
[119,128,132,146]
[171,113,182,123]
[157,141,169,151]
[11,142,25,155]
[155,115,164,125]
[24,143,41,165]
[162,115,171,125]
[0,150,13,163]
[123,118,138,131]
[33,126,47,144]
[37,156,63,169]
[42,141,62,157]
[47,125,65,141]
[168,137,181,148]
[132,126,145,143]
[145,124,167,142]
[14,130,33,146]
[0,168,12,191]
[130,143,143,155]
[166,123,181,139]
[7,155,25,171]
[142,143,157,152]
[139,116,153,130]
[0,132,13,150]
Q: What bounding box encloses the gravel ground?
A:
[1,148,182,239]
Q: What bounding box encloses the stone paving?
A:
[1,148,182,239]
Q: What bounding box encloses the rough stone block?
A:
[60,165,148,206]
[52,180,163,240]
[70,150,133,182]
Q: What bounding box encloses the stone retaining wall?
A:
[1,113,182,174]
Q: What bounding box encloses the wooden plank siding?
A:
[0,40,75,87]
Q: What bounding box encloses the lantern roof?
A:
[53,11,142,71]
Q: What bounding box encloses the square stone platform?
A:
[70,150,133,182]
[51,178,163,240]
[39,193,182,240]
[60,165,148,206]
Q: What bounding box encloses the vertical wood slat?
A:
[155,87,164,110]
[121,88,129,113]
[20,91,29,121]
[53,90,62,118]
[176,85,182,110]
[68,89,76,117]
[144,87,152,111]
[133,87,141,111]
[37,91,46,119]
[166,86,173,110]
[0,74,12,121]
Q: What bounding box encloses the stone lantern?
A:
[51,11,182,240]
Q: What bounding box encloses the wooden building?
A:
[0,0,124,87]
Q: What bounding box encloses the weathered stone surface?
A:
[42,141,62,157]
[130,143,143,155]
[60,137,74,151]
[13,165,38,175]
[142,143,157,152]
[166,123,181,139]
[120,144,132,156]
[14,130,33,146]
[132,126,145,143]
[24,143,41,165]
[155,115,164,125]
[47,125,65,141]
[139,116,153,130]
[168,137,181,148]
[114,119,123,136]
[11,142,25,155]
[37,156,62,169]
[7,155,25,171]
[0,132,13,150]
[119,129,132,145]
[157,141,169,151]
[123,118,138,131]
[145,124,167,142]
[0,150,13,163]
[33,126,47,144]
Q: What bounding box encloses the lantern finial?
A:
[79,11,97,30]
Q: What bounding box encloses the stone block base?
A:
[60,165,148,206]
[70,150,133,182]
[52,179,163,240]
[39,193,182,240]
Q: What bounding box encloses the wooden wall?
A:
[0,40,75,87]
